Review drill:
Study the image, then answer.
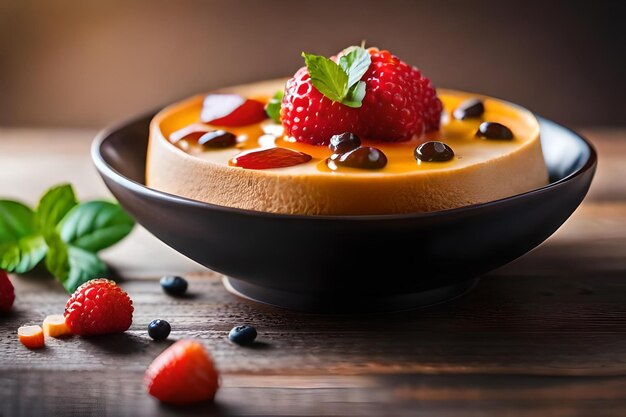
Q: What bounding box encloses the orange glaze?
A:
[162,91,535,174]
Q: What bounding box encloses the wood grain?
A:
[0,128,625,416]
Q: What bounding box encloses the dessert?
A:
[147,46,547,215]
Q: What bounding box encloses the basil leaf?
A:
[45,233,106,293]
[0,200,37,243]
[339,46,371,89]
[343,81,367,108]
[265,90,284,124]
[59,201,135,253]
[0,235,47,273]
[64,246,108,293]
[36,184,78,235]
[302,52,348,103]
[45,232,70,280]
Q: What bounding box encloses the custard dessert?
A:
[147,46,547,215]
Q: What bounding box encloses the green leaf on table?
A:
[265,90,284,124]
[59,201,135,253]
[46,233,107,293]
[35,183,78,235]
[0,200,37,243]
[0,235,47,273]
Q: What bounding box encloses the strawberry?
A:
[358,48,442,141]
[230,147,312,169]
[0,270,15,314]
[64,279,133,336]
[281,66,359,145]
[145,339,220,405]
[201,94,267,126]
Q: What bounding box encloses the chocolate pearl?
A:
[198,130,237,148]
[453,98,485,120]
[414,141,455,162]
[329,132,361,154]
[337,147,388,170]
[476,122,514,140]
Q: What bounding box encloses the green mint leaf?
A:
[36,184,78,235]
[338,46,371,89]
[302,52,348,103]
[64,246,108,293]
[45,232,70,280]
[342,81,367,108]
[59,201,135,253]
[265,90,284,124]
[0,235,47,273]
[0,200,37,243]
[46,233,106,293]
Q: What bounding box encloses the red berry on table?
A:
[145,339,220,405]
[281,66,359,145]
[64,279,134,336]
[358,48,442,141]
[0,270,15,314]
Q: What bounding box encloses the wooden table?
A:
[1,128,625,417]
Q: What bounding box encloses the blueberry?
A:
[228,325,257,345]
[148,319,171,341]
[160,275,188,296]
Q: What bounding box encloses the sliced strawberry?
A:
[18,325,45,349]
[229,147,312,170]
[201,94,267,126]
[145,339,219,405]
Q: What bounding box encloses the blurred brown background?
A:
[0,0,624,128]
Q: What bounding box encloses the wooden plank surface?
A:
[0,128,625,417]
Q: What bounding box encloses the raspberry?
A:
[358,49,442,141]
[281,67,359,145]
[145,339,220,405]
[64,279,133,336]
[0,270,15,314]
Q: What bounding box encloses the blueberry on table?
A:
[160,276,188,296]
[228,325,257,346]
[148,319,171,341]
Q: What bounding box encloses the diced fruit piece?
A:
[201,94,267,126]
[160,276,188,296]
[0,270,15,314]
[169,123,213,143]
[148,319,171,341]
[42,314,72,338]
[230,147,312,170]
[18,325,45,349]
[145,339,220,405]
[328,132,361,155]
[228,325,257,346]
[64,279,134,336]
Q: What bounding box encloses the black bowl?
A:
[92,114,596,313]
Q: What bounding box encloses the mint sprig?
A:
[265,90,284,124]
[0,184,134,292]
[301,46,371,108]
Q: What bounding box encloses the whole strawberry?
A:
[358,48,442,141]
[145,339,220,405]
[64,279,133,336]
[0,270,15,314]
